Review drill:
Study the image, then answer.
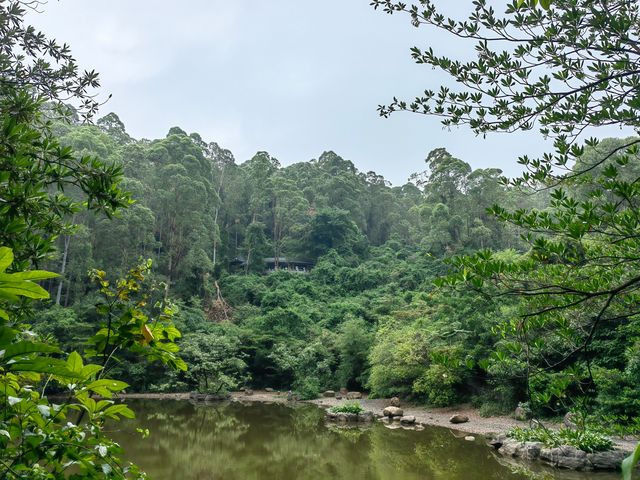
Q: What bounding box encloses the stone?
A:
[488,434,507,449]
[358,411,375,422]
[244,388,253,396]
[265,388,274,392]
[339,388,348,395]
[563,412,579,430]
[399,415,416,425]
[382,406,404,417]
[514,406,530,421]
[540,446,587,470]
[346,391,362,400]
[414,424,425,431]
[449,414,469,424]
[336,412,358,423]
[464,436,475,441]
[334,394,343,400]
[521,442,543,461]
[326,411,337,420]
[587,449,628,470]
[498,439,522,457]
[389,396,401,407]
[323,390,335,397]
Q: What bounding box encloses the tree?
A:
[373,0,640,418]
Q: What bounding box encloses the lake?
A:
[111,400,620,480]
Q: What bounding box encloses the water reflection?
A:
[110,400,619,480]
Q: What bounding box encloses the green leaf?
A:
[0,341,60,361]
[103,404,135,419]
[0,280,50,299]
[622,442,640,480]
[67,351,83,374]
[87,379,128,397]
[0,247,13,273]
[0,271,58,282]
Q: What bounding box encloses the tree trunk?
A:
[55,234,71,306]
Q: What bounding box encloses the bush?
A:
[329,401,364,415]
[412,364,461,407]
[507,427,613,453]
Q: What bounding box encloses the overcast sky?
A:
[26,1,609,185]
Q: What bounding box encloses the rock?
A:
[464,436,475,441]
[498,439,522,457]
[384,423,402,430]
[205,393,228,401]
[265,388,274,392]
[243,388,253,396]
[389,396,401,407]
[587,449,627,470]
[382,406,404,417]
[286,391,300,402]
[336,412,358,423]
[540,445,587,470]
[346,391,362,399]
[563,412,579,430]
[399,415,416,425]
[358,411,375,422]
[334,394,343,400]
[449,414,469,424]
[514,406,530,421]
[521,442,544,461]
[323,390,335,397]
[415,424,425,431]
[339,388,348,395]
[326,411,337,420]
[488,434,507,449]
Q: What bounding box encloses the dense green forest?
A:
[34,114,640,429]
[2,0,640,477]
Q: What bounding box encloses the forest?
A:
[2,0,640,478]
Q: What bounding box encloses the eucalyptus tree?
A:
[372,0,640,414]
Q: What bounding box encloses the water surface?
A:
[111,400,619,480]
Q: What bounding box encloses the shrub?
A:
[412,364,460,407]
[329,401,364,415]
[507,427,613,453]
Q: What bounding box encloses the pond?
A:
[111,400,620,480]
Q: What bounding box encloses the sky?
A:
[25,1,616,185]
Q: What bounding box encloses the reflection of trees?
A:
[110,401,553,480]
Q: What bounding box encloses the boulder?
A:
[323,390,335,398]
[346,391,362,400]
[399,415,416,425]
[389,396,401,407]
[265,388,274,392]
[336,412,358,423]
[540,446,588,470]
[358,411,375,422]
[498,439,522,457]
[449,414,469,424]
[382,406,404,417]
[587,449,628,470]
[521,442,544,461]
[514,406,530,421]
[563,412,579,430]
[488,434,507,449]
[464,436,475,442]
[339,388,348,395]
[243,388,253,396]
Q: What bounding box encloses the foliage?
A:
[329,401,364,415]
[507,427,613,453]
[0,248,186,478]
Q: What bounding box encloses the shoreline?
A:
[118,390,539,436]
